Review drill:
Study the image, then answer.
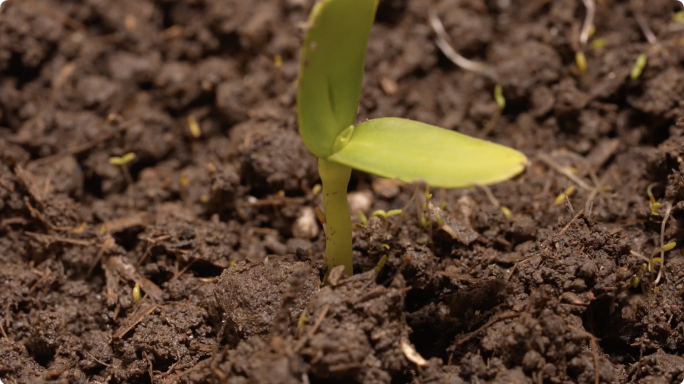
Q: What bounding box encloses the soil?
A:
[1,0,684,383]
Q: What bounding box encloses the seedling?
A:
[298,0,527,277]
[357,210,369,226]
[372,209,402,221]
[630,54,647,80]
[187,115,201,138]
[647,183,661,216]
[591,38,607,50]
[109,152,136,185]
[132,282,141,301]
[554,186,576,205]
[575,52,588,73]
[374,255,388,275]
[493,85,506,110]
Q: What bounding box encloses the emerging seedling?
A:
[647,183,661,216]
[630,54,648,80]
[298,0,527,277]
[132,282,141,302]
[109,152,136,185]
[187,115,201,138]
[371,209,402,228]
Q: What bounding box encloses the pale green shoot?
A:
[297,0,527,278]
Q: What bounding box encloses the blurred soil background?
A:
[1,0,684,382]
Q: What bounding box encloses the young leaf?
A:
[328,118,527,188]
[297,0,378,158]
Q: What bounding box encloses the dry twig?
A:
[654,203,672,286]
[452,312,521,348]
[428,9,497,81]
[111,301,158,340]
[631,0,657,45]
[559,209,585,236]
[295,304,330,351]
[24,231,93,246]
[537,154,593,191]
[580,0,596,45]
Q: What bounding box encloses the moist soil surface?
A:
[2,0,684,383]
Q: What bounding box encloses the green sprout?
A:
[647,183,661,216]
[357,210,369,226]
[374,254,388,275]
[630,54,647,80]
[575,51,588,73]
[372,209,402,220]
[493,85,506,110]
[132,282,141,302]
[109,152,136,185]
[297,0,527,277]
[187,115,201,138]
[590,38,607,50]
[554,186,576,205]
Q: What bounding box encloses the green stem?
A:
[318,157,353,276]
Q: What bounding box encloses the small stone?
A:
[293,206,319,239]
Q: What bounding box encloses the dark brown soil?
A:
[2,0,684,383]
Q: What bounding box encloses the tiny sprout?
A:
[440,202,447,210]
[358,210,369,226]
[109,152,136,185]
[277,190,286,197]
[72,222,86,235]
[374,254,388,275]
[662,242,676,252]
[434,212,444,226]
[650,258,664,272]
[654,285,660,294]
[109,152,136,166]
[647,183,660,216]
[501,206,512,218]
[575,52,587,73]
[630,54,647,80]
[425,185,433,200]
[297,311,307,335]
[187,115,201,138]
[441,224,459,239]
[590,38,607,50]
[106,113,118,124]
[100,225,107,235]
[494,85,506,110]
[554,186,576,205]
[421,214,430,228]
[311,184,322,196]
[274,54,283,68]
[200,195,210,203]
[563,166,578,174]
[132,283,141,301]
[180,173,190,188]
[371,209,402,220]
[381,243,390,250]
[229,260,237,268]
[632,274,641,288]
[673,11,684,23]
